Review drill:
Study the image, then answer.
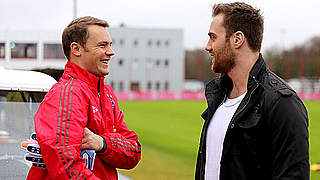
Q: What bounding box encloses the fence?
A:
[115,91,205,101]
[115,77,320,101]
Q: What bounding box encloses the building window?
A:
[156,59,161,67]
[164,59,169,67]
[132,58,139,70]
[119,58,124,66]
[164,82,169,91]
[146,58,153,69]
[0,43,5,59]
[110,81,115,90]
[147,40,152,47]
[165,40,170,47]
[156,82,160,91]
[120,39,125,46]
[156,40,161,47]
[133,40,139,47]
[44,43,64,59]
[11,43,37,59]
[147,81,152,91]
[119,81,124,92]
[130,82,140,91]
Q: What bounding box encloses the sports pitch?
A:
[118,100,320,180]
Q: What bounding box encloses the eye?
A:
[99,44,106,48]
[210,35,215,41]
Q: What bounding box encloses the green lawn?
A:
[118,100,320,180]
[306,101,320,179]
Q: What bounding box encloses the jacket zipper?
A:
[97,78,103,116]
[98,77,116,132]
[227,76,259,130]
[206,76,259,179]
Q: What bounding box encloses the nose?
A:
[106,47,115,57]
[205,39,213,52]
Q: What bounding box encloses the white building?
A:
[0,27,184,92]
[0,29,66,70]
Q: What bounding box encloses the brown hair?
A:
[213,2,264,52]
[62,16,109,60]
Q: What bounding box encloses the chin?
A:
[102,71,109,76]
[97,68,109,76]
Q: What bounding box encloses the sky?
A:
[0,0,319,52]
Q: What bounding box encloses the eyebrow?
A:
[98,40,112,44]
[208,32,216,38]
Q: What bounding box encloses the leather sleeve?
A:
[267,93,309,179]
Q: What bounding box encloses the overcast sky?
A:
[0,0,319,52]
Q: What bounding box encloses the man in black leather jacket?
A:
[195,2,309,180]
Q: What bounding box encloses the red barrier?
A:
[115,91,320,101]
[115,91,206,101]
[297,92,320,100]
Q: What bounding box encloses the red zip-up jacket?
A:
[27,61,141,180]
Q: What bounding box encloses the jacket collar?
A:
[62,61,105,89]
[205,53,267,95]
[248,53,267,83]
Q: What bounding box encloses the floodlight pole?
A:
[73,0,77,19]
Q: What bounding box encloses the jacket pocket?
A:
[237,113,261,128]
[237,102,262,128]
[236,113,263,170]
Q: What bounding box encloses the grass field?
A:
[306,101,320,180]
[117,100,320,180]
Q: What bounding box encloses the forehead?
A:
[87,25,111,42]
[209,14,226,36]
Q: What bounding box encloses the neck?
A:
[227,52,259,99]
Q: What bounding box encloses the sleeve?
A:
[34,82,100,180]
[98,87,141,169]
[267,94,309,179]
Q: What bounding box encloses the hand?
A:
[21,131,98,170]
[81,127,104,152]
[21,132,46,168]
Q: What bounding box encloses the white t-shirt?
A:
[205,92,247,180]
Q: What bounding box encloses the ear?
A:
[232,31,245,49]
[70,42,81,57]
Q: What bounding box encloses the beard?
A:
[211,41,236,74]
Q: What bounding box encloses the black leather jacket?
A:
[195,54,309,180]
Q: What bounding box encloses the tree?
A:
[185,49,216,83]
[264,35,320,79]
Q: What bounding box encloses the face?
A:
[205,14,235,74]
[78,25,115,77]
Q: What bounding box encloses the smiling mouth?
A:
[101,59,110,65]
[208,51,214,57]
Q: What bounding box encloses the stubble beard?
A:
[211,41,236,74]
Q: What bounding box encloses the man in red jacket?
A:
[26,16,141,180]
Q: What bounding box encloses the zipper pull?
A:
[252,76,258,83]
